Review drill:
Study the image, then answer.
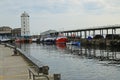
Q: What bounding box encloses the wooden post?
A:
[42,66,49,75]
[93,30,95,37]
[54,74,61,80]
[84,31,86,39]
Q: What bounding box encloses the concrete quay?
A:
[0,44,59,80]
[0,44,28,80]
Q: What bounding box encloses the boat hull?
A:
[56,37,68,44]
[15,39,32,43]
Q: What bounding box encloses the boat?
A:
[32,38,37,42]
[15,38,32,43]
[15,38,24,43]
[56,36,68,44]
[44,37,56,44]
[66,41,81,46]
[0,38,11,42]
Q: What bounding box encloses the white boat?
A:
[0,38,10,42]
[32,38,37,42]
[43,37,56,44]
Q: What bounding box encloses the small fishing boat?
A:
[44,37,56,44]
[56,36,68,44]
[0,38,10,42]
[15,38,24,43]
[66,41,81,46]
[15,38,32,43]
[32,38,37,42]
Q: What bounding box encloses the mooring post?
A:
[42,66,49,75]
[54,74,61,80]
[28,69,31,79]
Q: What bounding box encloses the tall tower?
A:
[21,11,30,37]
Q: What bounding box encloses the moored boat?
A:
[56,36,68,44]
[32,38,37,42]
[66,41,81,46]
[44,37,56,44]
[15,38,24,43]
[0,38,11,42]
[15,38,32,43]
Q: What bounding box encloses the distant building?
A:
[0,26,12,38]
[32,35,40,38]
[0,26,12,34]
[21,11,30,37]
[40,30,58,37]
[12,28,21,38]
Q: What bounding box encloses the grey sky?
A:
[0,0,120,35]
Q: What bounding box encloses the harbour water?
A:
[18,43,120,80]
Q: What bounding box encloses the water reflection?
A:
[56,43,66,49]
[66,45,120,63]
[18,43,120,80]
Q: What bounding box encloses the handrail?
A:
[28,67,49,80]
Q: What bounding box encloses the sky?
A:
[0,0,120,35]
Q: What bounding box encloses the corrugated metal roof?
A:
[40,30,57,35]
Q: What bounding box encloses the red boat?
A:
[56,36,68,44]
[15,38,24,43]
[15,38,32,43]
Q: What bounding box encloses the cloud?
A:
[1,0,120,34]
[102,0,120,14]
[83,0,104,10]
[0,0,120,14]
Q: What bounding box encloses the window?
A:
[23,21,25,24]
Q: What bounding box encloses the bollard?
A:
[4,44,7,47]
[42,66,49,75]
[11,47,18,56]
[13,47,17,55]
[54,74,61,80]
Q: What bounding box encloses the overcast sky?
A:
[0,0,120,35]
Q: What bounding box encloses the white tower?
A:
[21,11,30,37]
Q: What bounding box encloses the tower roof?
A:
[21,11,29,17]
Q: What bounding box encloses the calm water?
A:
[19,43,120,80]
